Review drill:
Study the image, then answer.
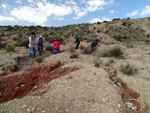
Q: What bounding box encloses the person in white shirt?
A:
[28,32,36,58]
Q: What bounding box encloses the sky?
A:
[0,0,150,26]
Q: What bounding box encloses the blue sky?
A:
[0,0,150,26]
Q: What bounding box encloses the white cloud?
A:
[10,0,114,25]
[110,10,117,14]
[1,4,7,9]
[79,0,86,4]
[11,1,73,25]
[16,0,22,4]
[73,0,114,19]
[87,0,106,12]
[89,18,101,23]
[140,6,150,16]
[89,17,111,23]
[126,10,139,17]
[73,11,87,20]
[11,6,47,25]
[86,0,113,12]
[27,0,34,3]
[0,15,16,22]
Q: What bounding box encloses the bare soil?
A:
[0,40,150,113]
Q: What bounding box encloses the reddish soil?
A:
[109,73,149,113]
[0,61,78,104]
[94,29,113,40]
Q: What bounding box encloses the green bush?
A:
[120,64,136,75]
[5,44,16,52]
[0,42,6,49]
[35,56,44,63]
[93,59,102,67]
[82,47,95,54]
[70,53,79,58]
[109,59,114,64]
[101,47,123,58]
[45,44,51,51]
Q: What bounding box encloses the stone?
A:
[22,105,27,109]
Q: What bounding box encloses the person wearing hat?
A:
[28,32,36,58]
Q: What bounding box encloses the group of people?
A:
[27,32,99,59]
[28,32,60,59]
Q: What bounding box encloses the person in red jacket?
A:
[51,39,60,54]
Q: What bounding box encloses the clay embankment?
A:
[0,61,78,103]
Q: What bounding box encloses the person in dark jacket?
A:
[91,39,99,50]
[74,35,80,49]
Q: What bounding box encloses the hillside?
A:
[0,17,150,48]
[0,17,150,113]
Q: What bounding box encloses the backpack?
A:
[26,38,29,47]
[38,37,43,45]
[91,41,94,46]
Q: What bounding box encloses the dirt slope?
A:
[0,41,150,113]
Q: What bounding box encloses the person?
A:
[74,35,80,49]
[28,32,36,58]
[91,39,99,50]
[51,39,60,54]
[35,35,46,56]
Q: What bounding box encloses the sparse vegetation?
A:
[93,59,102,67]
[70,53,79,58]
[45,44,51,51]
[5,44,16,52]
[100,47,123,58]
[81,46,95,54]
[70,47,75,53]
[0,42,6,49]
[109,58,114,64]
[35,56,44,63]
[120,64,136,75]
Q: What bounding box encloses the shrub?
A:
[70,53,79,58]
[109,59,114,64]
[93,59,102,67]
[35,56,44,63]
[5,44,16,52]
[100,47,123,58]
[120,64,136,75]
[97,22,101,24]
[83,47,95,54]
[45,44,51,51]
[70,47,74,53]
[0,42,6,49]
[80,45,84,50]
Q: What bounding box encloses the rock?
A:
[65,109,69,112]
[118,104,121,108]
[22,105,27,109]
[34,85,38,89]
[20,84,25,87]
[116,82,122,87]
[31,107,35,111]
[125,102,137,111]
[125,102,133,110]
[116,109,119,112]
